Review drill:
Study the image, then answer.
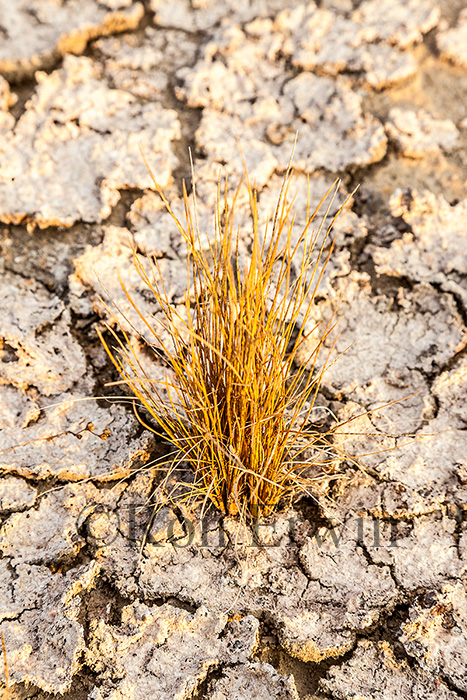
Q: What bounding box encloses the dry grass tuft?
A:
[99,162,351,519]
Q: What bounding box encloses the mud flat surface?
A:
[1,1,466,698]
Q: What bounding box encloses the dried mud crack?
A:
[1,0,467,698]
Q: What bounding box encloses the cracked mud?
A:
[0,1,466,698]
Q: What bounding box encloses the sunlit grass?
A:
[99,162,351,519]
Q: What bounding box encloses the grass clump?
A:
[99,163,349,519]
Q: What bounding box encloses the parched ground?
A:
[1,1,467,698]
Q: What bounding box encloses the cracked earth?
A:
[0,0,466,698]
